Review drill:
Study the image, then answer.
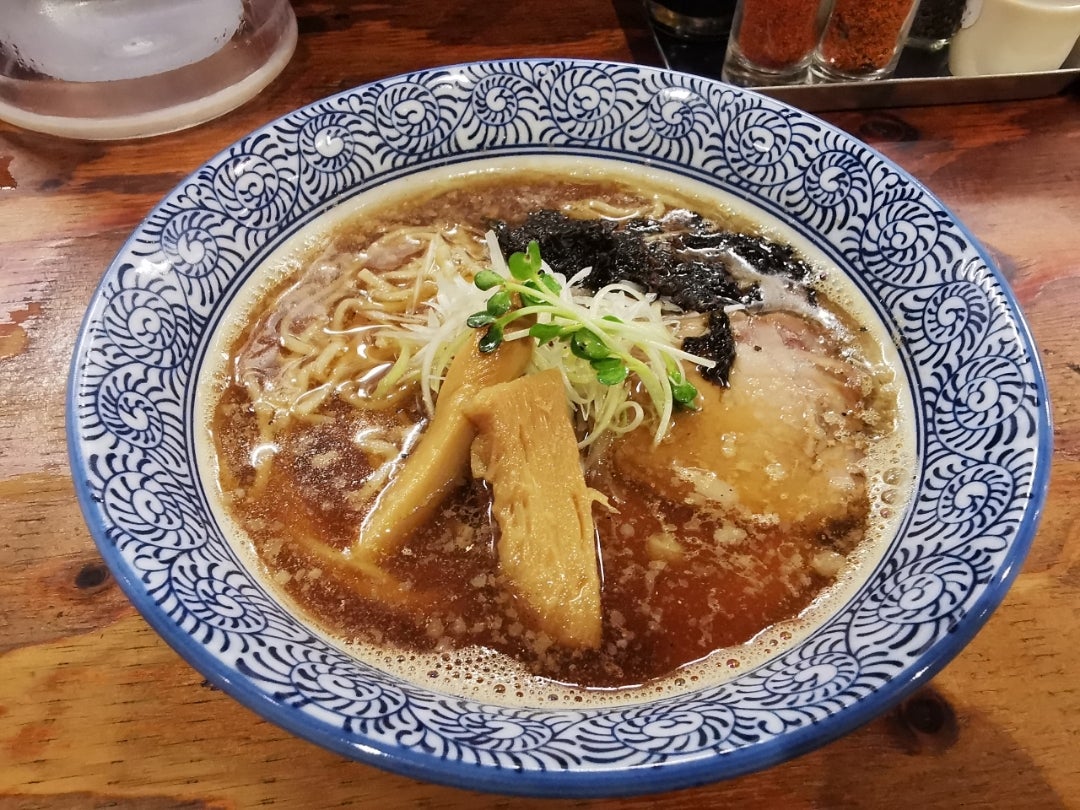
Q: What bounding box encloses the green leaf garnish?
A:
[525,241,542,271]
[592,357,629,386]
[529,322,563,342]
[474,270,502,291]
[570,329,610,361]
[673,382,698,406]
[486,290,512,317]
[478,323,504,353]
[519,280,545,308]
[669,369,699,408]
[507,240,543,280]
[466,312,495,328]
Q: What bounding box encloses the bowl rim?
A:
[66,57,1053,798]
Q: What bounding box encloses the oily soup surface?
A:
[199,160,915,705]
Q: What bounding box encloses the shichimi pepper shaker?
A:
[722,0,835,86]
[813,0,920,81]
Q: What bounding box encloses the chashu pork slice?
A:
[615,311,893,531]
[465,368,603,649]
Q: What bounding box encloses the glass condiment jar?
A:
[722,0,835,86]
[907,0,967,51]
[812,0,921,81]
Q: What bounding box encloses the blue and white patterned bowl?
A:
[68,59,1051,797]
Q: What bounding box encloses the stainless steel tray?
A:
[651,27,1080,111]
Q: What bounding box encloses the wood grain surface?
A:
[2,1,1078,807]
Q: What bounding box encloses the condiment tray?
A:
[652,27,1080,111]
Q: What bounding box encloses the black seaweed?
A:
[682,310,737,386]
[493,210,639,288]
[494,210,815,387]
[681,230,810,282]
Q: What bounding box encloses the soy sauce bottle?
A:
[646,0,738,40]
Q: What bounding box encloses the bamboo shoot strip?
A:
[465,369,603,649]
[351,332,532,562]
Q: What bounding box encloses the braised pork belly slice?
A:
[614,311,884,533]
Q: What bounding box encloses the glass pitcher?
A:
[0,0,296,139]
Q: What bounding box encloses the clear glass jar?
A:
[812,0,920,81]
[722,0,834,86]
[0,0,297,140]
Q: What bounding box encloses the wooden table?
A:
[2,1,1078,807]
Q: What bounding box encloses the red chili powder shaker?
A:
[723,0,834,86]
[813,0,921,80]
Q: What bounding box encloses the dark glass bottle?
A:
[646,0,738,40]
[908,0,966,51]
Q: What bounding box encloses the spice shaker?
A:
[907,0,967,51]
[722,0,834,86]
[812,0,920,81]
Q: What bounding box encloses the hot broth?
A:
[201,161,914,696]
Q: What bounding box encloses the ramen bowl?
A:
[67,59,1050,797]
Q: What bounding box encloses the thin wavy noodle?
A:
[229,224,488,492]
[562,195,666,221]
